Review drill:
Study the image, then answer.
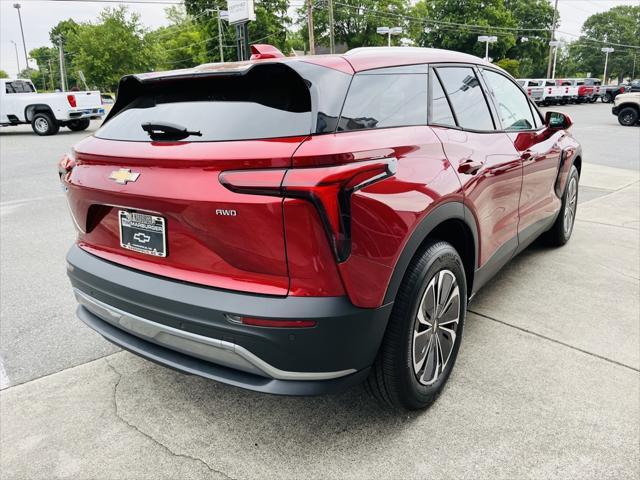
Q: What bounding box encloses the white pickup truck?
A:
[0,78,105,135]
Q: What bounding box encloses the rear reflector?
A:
[226,314,316,328]
[219,157,397,262]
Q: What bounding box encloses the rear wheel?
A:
[31,112,59,136]
[366,240,466,410]
[545,165,579,246]
[603,93,612,103]
[618,107,639,126]
[67,119,90,131]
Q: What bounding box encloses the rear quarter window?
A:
[337,69,427,131]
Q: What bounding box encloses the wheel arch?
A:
[383,202,478,304]
[617,103,640,115]
[24,104,55,123]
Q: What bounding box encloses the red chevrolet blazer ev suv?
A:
[62,47,581,410]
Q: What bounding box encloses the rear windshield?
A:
[96,63,314,142]
[5,80,35,93]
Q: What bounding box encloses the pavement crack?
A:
[104,359,238,480]
[468,310,639,373]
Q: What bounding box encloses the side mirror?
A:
[545,111,573,130]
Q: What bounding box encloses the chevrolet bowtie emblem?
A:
[109,168,140,185]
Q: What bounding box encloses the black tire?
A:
[31,112,59,136]
[67,119,90,131]
[366,240,466,410]
[544,165,579,246]
[617,107,639,126]
[603,93,612,103]
[588,97,597,103]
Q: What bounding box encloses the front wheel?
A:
[618,107,639,126]
[31,112,59,136]
[545,165,579,246]
[67,119,90,131]
[366,240,466,410]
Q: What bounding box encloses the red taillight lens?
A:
[67,94,77,107]
[220,158,397,262]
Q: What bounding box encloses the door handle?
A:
[458,159,483,175]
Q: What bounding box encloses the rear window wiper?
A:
[141,122,202,141]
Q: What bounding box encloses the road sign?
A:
[227,0,255,25]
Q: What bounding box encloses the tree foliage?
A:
[567,5,639,82]
[0,70,8,79]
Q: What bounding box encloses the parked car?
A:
[0,78,105,135]
[612,92,640,126]
[583,78,602,103]
[61,46,581,410]
[602,83,631,103]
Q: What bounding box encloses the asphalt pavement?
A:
[1,102,638,479]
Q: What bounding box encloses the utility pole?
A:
[57,37,67,92]
[328,0,335,54]
[307,0,315,55]
[13,4,29,71]
[48,59,54,91]
[546,0,559,79]
[601,47,614,84]
[216,7,224,62]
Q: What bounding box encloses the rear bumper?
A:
[61,108,105,121]
[67,245,392,395]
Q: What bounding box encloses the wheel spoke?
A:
[418,277,437,324]
[413,329,432,373]
[439,285,460,325]
[436,271,454,317]
[421,335,440,385]
[437,327,456,368]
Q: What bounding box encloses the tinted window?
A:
[436,67,494,131]
[338,73,427,131]
[5,81,35,93]
[430,71,456,127]
[482,70,536,131]
[97,64,312,142]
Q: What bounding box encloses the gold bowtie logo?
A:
[109,168,140,185]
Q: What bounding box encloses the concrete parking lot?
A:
[1,102,638,479]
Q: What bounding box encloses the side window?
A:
[436,67,494,131]
[482,70,536,131]
[5,82,16,94]
[338,72,427,131]
[430,71,456,127]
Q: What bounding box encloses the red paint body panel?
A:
[67,136,310,296]
[292,127,462,307]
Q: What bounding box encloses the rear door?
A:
[64,62,352,296]
[430,65,522,277]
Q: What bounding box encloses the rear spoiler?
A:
[104,61,268,123]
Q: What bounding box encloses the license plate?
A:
[118,210,166,257]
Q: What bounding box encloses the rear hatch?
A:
[63,61,352,296]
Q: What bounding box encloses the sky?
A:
[0,0,637,78]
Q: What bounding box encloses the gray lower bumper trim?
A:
[74,289,356,381]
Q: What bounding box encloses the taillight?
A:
[67,94,77,108]
[58,151,76,180]
[226,314,316,328]
[220,158,397,262]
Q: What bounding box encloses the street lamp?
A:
[13,4,29,72]
[549,40,561,79]
[477,35,497,61]
[601,47,614,84]
[10,40,20,75]
[377,27,402,47]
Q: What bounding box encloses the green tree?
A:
[494,58,520,77]
[183,0,292,61]
[0,70,9,79]
[569,5,640,82]
[301,0,410,51]
[48,19,80,88]
[66,6,157,91]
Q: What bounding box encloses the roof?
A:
[133,47,491,82]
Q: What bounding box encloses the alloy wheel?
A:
[564,176,577,235]
[412,269,460,386]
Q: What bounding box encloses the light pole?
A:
[377,27,402,47]
[601,47,614,84]
[13,4,28,71]
[477,35,497,61]
[549,40,560,79]
[10,40,20,74]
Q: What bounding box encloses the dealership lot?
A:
[1,102,638,478]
